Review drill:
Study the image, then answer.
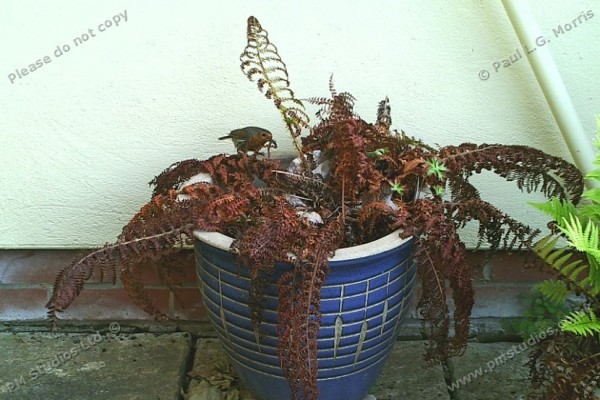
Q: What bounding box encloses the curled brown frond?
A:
[241,16,309,154]
[277,216,344,400]
[440,144,583,203]
[396,199,473,361]
[46,247,117,329]
[149,159,206,197]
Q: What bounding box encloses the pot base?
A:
[194,229,416,400]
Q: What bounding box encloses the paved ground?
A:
[0,325,535,400]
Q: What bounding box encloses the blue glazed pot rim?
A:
[193,229,411,262]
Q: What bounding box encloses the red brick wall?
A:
[468,251,555,319]
[0,249,553,323]
[0,250,206,323]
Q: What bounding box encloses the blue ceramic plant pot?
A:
[194,229,416,400]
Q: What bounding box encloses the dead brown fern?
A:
[277,215,345,400]
[527,331,600,399]
[47,16,586,400]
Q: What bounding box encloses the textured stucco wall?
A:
[1,0,598,248]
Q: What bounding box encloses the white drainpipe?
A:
[501,0,597,188]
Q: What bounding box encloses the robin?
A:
[219,126,277,154]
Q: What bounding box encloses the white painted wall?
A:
[1,0,598,248]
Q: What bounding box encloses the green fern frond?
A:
[529,198,578,230]
[524,120,600,396]
[532,234,588,287]
[559,214,599,254]
[580,204,600,220]
[589,257,600,294]
[535,280,570,305]
[558,215,600,288]
[585,170,600,182]
[545,245,571,267]
[532,235,580,272]
[582,122,600,203]
[532,234,561,259]
[563,262,588,282]
[560,309,600,337]
[584,188,600,204]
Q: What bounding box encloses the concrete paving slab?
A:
[190,339,450,400]
[0,330,191,400]
[372,341,451,399]
[0,326,542,400]
[447,341,531,400]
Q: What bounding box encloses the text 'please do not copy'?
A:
[8,10,128,84]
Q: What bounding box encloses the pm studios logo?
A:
[1,322,121,394]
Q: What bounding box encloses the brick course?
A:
[0,250,205,323]
[0,248,553,324]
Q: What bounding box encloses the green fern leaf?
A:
[532,234,592,294]
[585,170,600,182]
[529,198,577,229]
[564,261,586,281]
[559,215,600,260]
[580,204,600,221]
[533,234,560,259]
[560,309,600,336]
[545,247,572,267]
[588,256,600,291]
[535,280,569,305]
